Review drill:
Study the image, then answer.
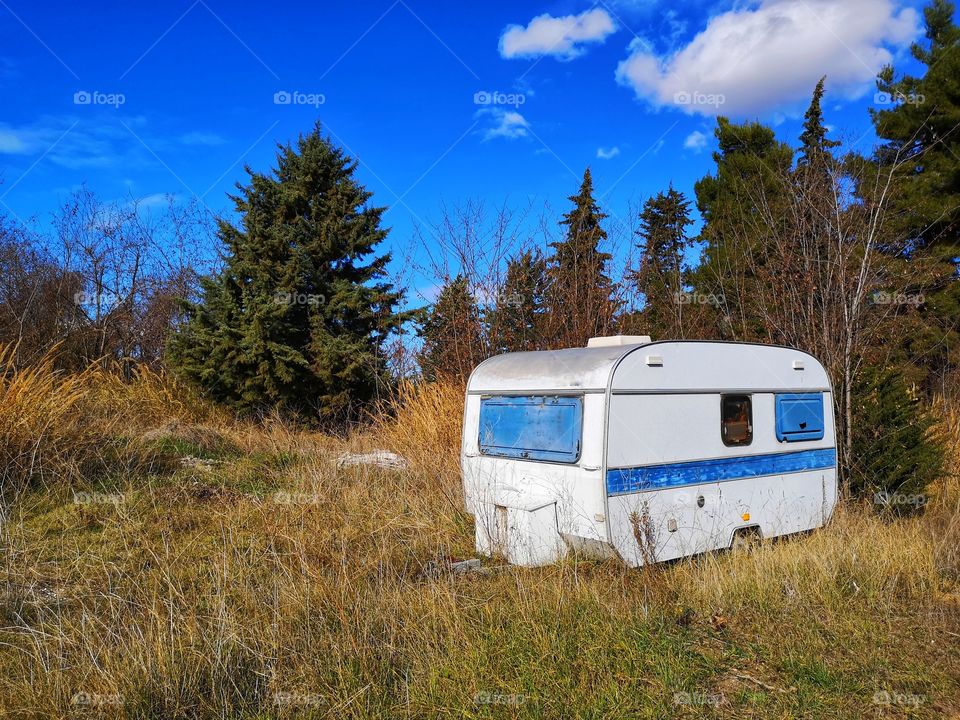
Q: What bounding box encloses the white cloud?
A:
[0,120,117,167]
[0,128,30,154]
[479,108,530,140]
[0,116,154,170]
[134,193,178,210]
[500,9,617,60]
[684,130,708,152]
[615,0,920,116]
[596,146,620,159]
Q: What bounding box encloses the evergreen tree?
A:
[872,0,960,247]
[870,0,960,392]
[417,275,484,381]
[785,78,841,344]
[628,186,694,339]
[487,249,547,353]
[691,118,794,340]
[797,76,840,167]
[849,363,944,512]
[543,168,616,348]
[167,124,405,421]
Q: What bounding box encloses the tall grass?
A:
[929,397,960,583]
[0,345,227,498]
[372,377,464,476]
[0,345,91,494]
[0,374,957,717]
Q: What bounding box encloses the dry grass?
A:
[0,374,958,718]
[371,376,464,477]
[0,344,93,494]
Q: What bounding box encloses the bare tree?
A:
[698,136,932,477]
[0,189,212,372]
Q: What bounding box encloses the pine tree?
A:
[849,363,944,512]
[870,0,960,392]
[543,169,616,348]
[486,249,547,353]
[797,76,840,166]
[628,186,693,339]
[785,78,841,344]
[417,275,484,381]
[167,123,406,421]
[872,0,960,247]
[691,118,794,340]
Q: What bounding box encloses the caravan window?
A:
[721,395,753,446]
[775,393,825,442]
[478,395,582,463]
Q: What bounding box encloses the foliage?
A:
[797,76,840,166]
[417,275,484,381]
[486,248,548,353]
[0,190,205,372]
[870,0,960,392]
[691,118,794,340]
[686,80,949,495]
[167,124,406,422]
[627,186,695,339]
[543,169,617,348]
[849,363,945,508]
[872,0,960,248]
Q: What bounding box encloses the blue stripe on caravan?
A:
[606,448,837,496]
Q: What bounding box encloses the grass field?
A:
[0,360,958,718]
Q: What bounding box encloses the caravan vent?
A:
[586,335,651,348]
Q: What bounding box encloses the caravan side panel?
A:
[604,343,837,567]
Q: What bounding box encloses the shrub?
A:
[849,364,945,511]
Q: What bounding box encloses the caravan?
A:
[461,336,837,567]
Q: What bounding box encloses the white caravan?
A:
[461,336,838,567]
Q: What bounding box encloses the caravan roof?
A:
[467,341,831,395]
[468,344,639,394]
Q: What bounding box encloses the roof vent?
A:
[586,335,652,348]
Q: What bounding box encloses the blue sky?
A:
[0,0,937,301]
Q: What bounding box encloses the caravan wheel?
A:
[730,527,761,554]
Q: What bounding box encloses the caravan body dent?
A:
[461,339,838,567]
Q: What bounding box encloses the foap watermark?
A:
[272,691,323,707]
[273,490,321,506]
[870,290,924,306]
[70,691,123,707]
[674,90,725,109]
[495,291,523,308]
[675,291,724,306]
[73,491,125,506]
[872,690,925,707]
[73,290,121,307]
[673,691,722,707]
[74,90,125,108]
[473,90,526,108]
[873,490,927,510]
[474,691,527,706]
[874,91,925,106]
[273,90,325,108]
[273,291,325,307]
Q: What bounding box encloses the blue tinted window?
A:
[775,393,825,442]
[479,395,583,463]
